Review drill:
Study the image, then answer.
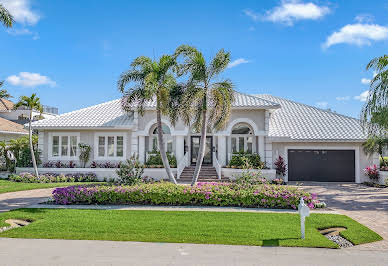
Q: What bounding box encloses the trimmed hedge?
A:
[9,172,99,183]
[52,182,321,209]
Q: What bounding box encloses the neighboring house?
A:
[29,92,373,183]
[0,98,58,125]
[0,117,28,141]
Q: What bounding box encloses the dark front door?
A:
[191,136,213,165]
[288,149,355,182]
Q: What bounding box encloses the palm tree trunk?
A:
[29,110,39,177]
[191,108,208,186]
[156,103,177,184]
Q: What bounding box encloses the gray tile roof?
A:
[255,94,367,141]
[31,99,134,128]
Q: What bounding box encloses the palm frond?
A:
[209,49,230,77]
[0,4,13,28]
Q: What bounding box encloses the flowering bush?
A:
[52,182,321,209]
[90,161,121,168]
[271,178,285,185]
[116,155,144,185]
[380,165,388,171]
[274,156,287,176]
[43,161,78,168]
[364,165,379,180]
[9,172,99,183]
[233,171,269,188]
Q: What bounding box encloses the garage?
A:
[288,149,355,182]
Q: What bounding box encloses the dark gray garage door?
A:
[288,149,355,182]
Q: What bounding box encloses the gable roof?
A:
[0,117,28,134]
[31,99,135,129]
[0,98,14,112]
[31,91,279,129]
[255,94,367,141]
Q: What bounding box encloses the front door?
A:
[191,136,213,165]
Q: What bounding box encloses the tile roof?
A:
[0,117,28,134]
[31,99,135,128]
[255,94,367,141]
[0,98,14,112]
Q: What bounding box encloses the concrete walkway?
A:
[0,188,53,213]
[298,182,388,250]
[0,238,387,266]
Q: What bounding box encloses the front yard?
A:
[0,208,382,248]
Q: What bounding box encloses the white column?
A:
[265,137,273,168]
[217,135,226,166]
[38,130,44,161]
[175,135,185,164]
[138,136,145,163]
[258,135,265,162]
[372,152,380,166]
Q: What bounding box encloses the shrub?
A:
[90,161,121,168]
[78,143,91,167]
[271,178,285,185]
[145,151,177,168]
[274,156,287,176]
[52,182,321,209]
[228,152,264,169]
[116,155,144,185]
[364,165,379,180]
[7,135,41,168]
[233,171,269,188]
[9,172,98,183]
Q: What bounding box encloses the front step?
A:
[178,166,229,183]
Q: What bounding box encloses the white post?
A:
[298,198,310,240]
[176,135,184,164]
[258,135,265,162]
[217,135,226,166]
[138,136,145,163]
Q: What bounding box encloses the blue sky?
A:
[0,0,387,118]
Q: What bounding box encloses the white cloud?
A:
[6,27,39,40]
[323,23,388,48]
[6,72,56,87]
[227,58,250,69]
[361,78,371,85]
[0,0,40,25]
[355,14,374,24]
[316,101,328,108]
[263,0,330,26]
[336,96,350,101]
[354,90,369,102]
[243,9,259,21]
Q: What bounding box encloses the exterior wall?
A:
[222,168,276,180]
[271,142,372,183]
[0,132,27,142]
[39,129,132,167]
[228,110,266,132]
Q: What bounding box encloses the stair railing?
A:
[177,152,188,179]
[213,152,222,180]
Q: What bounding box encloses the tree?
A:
[175,45,234,186]
[14,94,43,176]
[0,4,13,28]
[362,136,388,166]
[361,55,388,136]
[118,55,179,184]
[0,81,12,99]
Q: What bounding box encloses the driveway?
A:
[0,188,53,213]
[298,182,388,250]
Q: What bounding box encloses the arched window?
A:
[231,123,253,154]
[150,124,173,153]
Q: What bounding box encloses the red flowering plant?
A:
[274,156,287,176]
[364,165,379,180]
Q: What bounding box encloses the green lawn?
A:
[0,180,102,194]
[0,208,382,248]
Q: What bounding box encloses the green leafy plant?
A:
[228,152,264,169]
[116,155,145,185]
[7,136,41,169]
[78,143,91,168]
[145,151,177,168]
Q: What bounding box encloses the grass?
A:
[0,208,382,248]
[0,180,102,194]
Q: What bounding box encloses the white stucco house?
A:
[24,91,376,183]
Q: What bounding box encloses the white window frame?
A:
[94,132,127,160]
[148,125,173,153]
[231,135,254,153]
[48,132,80,160]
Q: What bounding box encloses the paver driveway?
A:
[298,182,388,250]
[0,188,53,213]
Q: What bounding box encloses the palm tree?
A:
[362,136,388,166]
[175,45,234,186]
[361,55,388,135]
[0,81,12,99]
[14,94,43,177]
[0,4,14,28]
[118,55,179,184]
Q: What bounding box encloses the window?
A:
[49,133,79,159]
[231,123,254,154]
[95,133,126,159]
[149,124,173,153]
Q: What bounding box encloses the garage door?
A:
[288,149,355,182]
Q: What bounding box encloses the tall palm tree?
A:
[175,45,234,186]
[14,94,43,177]
[0,4,14,28]
[118,55,179,184]
[361,55,388,135]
